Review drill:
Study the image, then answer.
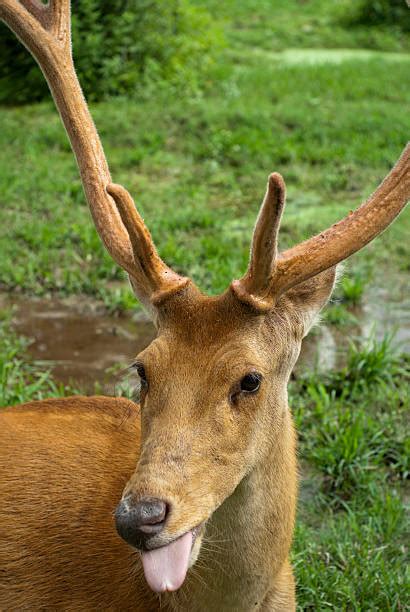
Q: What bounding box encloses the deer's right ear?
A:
[279,266,338,337]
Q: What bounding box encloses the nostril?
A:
[134,498,168,529]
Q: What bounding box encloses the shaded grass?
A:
[198,0,410,53]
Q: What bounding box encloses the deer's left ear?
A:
[279,266,338,337]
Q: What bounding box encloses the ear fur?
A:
[278,266,339,338]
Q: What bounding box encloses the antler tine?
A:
[231,173,285,308]
[18,1,49,28]
[48,0,71,42]
[232,144,409,311]
[0,0,187,305]
[15,0,69,37]
[107,184,190,305]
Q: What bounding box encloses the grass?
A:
[291,335,409,609]
[0,311,71,406]
[200,0,410,54]
[0,2,409,307]
[0,0,409,609]
[294,492,408,610]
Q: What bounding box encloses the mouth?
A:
[140,524,203,593]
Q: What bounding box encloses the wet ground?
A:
[298,280,410,373]
[1,275,409,394]
[0,294,155,395]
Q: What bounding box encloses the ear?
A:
[278,266,338,337]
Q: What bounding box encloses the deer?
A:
[0,2,408,611]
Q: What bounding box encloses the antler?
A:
[0,0,188,306]
[232,144,410,311]
[2,2,408,314]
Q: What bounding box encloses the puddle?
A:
[297,276,410,373]
[0,295,156,395]
[1,274,409,393]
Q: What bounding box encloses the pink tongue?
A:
[141,531,193,593]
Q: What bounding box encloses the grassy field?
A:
[1,2,409,306]
[0,0,409,609]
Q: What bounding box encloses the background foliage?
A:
[351,0,410,29]
[0,0,221,104]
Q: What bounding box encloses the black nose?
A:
[115,496,168,550]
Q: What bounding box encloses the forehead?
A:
[141,291,285,373]
[159,291,261,344]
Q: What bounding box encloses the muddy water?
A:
[0,295,156,394]
[297,279,410,374]
[1,276,409,394]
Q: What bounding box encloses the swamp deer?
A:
[0,1,409,610]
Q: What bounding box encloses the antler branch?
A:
[19,0,49,28]
[232,173,285,305]
[0,0,187,305]
[232,143,410,311]
[107,184,190,304]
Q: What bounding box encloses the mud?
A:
[1,274,409,393]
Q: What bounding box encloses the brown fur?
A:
[0,272,336,611]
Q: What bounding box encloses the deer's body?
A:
[0,395,296,611]
[0,1,408,610]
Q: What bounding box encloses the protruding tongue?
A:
[141,531,193,593]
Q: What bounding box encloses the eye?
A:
[230,371,262,405]
[240,372,262,393]
[135,363,148,388]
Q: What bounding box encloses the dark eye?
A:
[136,363,148,388]
[240,372,261,393]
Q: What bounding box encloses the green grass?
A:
[199,0,410,54]
[291,335,409,609]
[0,312,71,406]
[1,58,409,301]
[0,2,409,306]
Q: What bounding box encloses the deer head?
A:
[1,0,409,596]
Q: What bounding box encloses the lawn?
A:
[0,0,409,609]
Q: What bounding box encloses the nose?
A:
[115,496,169,550]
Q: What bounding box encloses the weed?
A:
[291,334,408,606]
[0,312,73,407]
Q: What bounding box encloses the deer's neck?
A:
[171,407,297,611]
